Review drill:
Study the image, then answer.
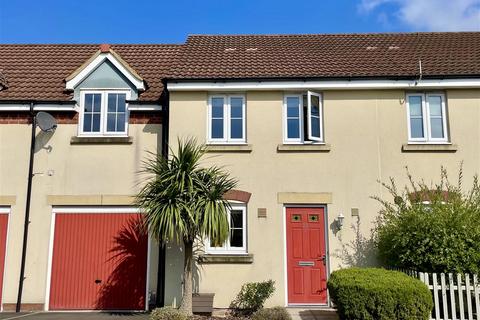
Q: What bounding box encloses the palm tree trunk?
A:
[179,240,193,315]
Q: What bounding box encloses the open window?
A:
[307,91,323,142]
[284,91,324,143]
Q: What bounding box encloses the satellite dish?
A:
[36,112,57,132]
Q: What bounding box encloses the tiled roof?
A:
[169,32,480,80]
[1,32,479,102]
[0,71,7,89]
[0,44,180,102]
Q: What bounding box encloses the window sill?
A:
[402,143,457,152]
[277,143,331,152]
[205,144,252,153]
[70,136,133,145]
[197,254,254,264]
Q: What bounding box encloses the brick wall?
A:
[0,111,162,124]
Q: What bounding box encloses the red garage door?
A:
[49,211,148,310]
[0,210,9,307]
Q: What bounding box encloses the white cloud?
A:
[359,0,480,31]
[359,0,391,13]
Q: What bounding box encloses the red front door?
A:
[49,212,148,310]
[286,207,327,304]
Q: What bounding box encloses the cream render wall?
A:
[167,89,480,308]
[0,121,162,308]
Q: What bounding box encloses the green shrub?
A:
[230,280,275,315]
[252,307,292,320]
[328,268,432,320]
[150,307,187,320]
[374,167,480,274]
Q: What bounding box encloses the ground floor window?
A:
[206,203,247,254]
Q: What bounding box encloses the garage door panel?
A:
[0,213,8,307]
[95,215,148,310]
[49,212,147,310]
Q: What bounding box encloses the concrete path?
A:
[288,308,339,320]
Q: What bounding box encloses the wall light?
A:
[336,213,345,229]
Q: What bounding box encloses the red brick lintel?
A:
[223,189,252,203]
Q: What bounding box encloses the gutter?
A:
[0,100,77,111]
[0,100,162,111]
[167,78,480,91]
[165,74,480,83]
[126,100,162,112]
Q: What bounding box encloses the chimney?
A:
[99,44,111,53]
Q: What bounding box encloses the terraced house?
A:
[0,32,480,311]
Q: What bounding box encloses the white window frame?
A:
[283,91,324,144]
[207,94,246,144]
[79,89,131,137]
[307,91,323,142]
[406,92,448,143]
[283,94,303,143]
[206,203,247,255]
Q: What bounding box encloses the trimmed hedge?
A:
[328,268,432,320]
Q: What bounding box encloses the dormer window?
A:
[65,45,145,138]
[79,90,130,136]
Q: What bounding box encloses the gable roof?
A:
[169,32,480,81]
[0,44,180,102]
[65,45,145,91]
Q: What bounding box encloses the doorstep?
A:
[287,308,339,320]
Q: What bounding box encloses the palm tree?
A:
[136,138,237,315]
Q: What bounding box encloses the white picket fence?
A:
[399,269,480,320]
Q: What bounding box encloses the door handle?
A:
[94,279,102,284]
[317,255,326,265]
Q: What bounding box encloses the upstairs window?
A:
[80,90,130,136]
[406,93,448,143]
[208,95,246,143]
[206,204,247,254]
[284,92,323,143]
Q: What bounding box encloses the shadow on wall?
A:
[332,216,378,268]
[164,241,184,307]
[193,242,205,294]
[142,123,162,154]
[162,240,214,307]
[95,216,148,310]
[34,130,54,153]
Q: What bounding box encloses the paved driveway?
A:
[0,313,149,320]
[0,310,339,320]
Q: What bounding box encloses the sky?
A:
[0,0,479,44]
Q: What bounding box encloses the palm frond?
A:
[136,137,237,245]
